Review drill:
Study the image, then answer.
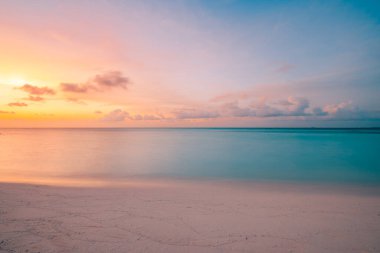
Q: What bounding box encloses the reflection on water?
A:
[0,128,380,185]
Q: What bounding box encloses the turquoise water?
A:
[0,128,380,185]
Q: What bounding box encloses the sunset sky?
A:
[1,0,379,127]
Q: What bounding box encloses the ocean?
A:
[1,128,380,185]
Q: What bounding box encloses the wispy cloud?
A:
[101,109,130,122]
[172,108,220,119]
[275,63,295,73]
[101,109,165,122]
[24,95,44,102]
[65,98,87,105]
[61,71,129,93]
[321,102,380,120]
[218,96,310,118]
[8,102,28,107]
[210,90,256,103]
[16,84,55,103]
[274,97,310,116]
[60,83,88,93]
[133,114,162,120]
[0,110,15,114]
[98,95,380,124]
[179,96,380,121]
[220,101,256,117]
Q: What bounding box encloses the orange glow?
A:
[0,175,175,188]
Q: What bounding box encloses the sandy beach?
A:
[1,180,379,253]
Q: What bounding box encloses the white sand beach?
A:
[1,180,380,253]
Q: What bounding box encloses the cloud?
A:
[218,97,310,118]
[61,71,130,93]
[169,96,380,122]
[8,102,28,107]
[60,83,88,93]
[220,101,256,117]
[275,63,295,73]
[65,98,87,105]
[17,84,55,95]
[101,109,165,122]
[100,108,170,122]
[92,71,129,89]
[312,107,328,116]
[276,97,310,116]
[101,109,130,122]
[323,101,355,116]
[0,110,15,114]
[99,97,380,124]
[133,114,162,120]
[170,97,311,120]
[222,97,380,120]
[173,108,220,119]
[24,96,44,102]
[16,84,55,103]
[320,101,380,120]
[251,104,284,117]
[219,96,378,120]
[210,91,255,103]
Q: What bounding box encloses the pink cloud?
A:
[323,101,354,115]
[172,108,219,119]
[101,109,165,122]
[17,84,55,95]
[65,98,87,105]
[210,90,255,103]
[101,109,130,122]
[220,101,256,117]
[8,102,28,107]
[60,83,88,93]
[24,95,44,102]
[61,71,129,93]
[133,114,162,120]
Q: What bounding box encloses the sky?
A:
[0,0,379,127]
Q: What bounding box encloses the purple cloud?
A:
[320,101,379,120]
[220,101,256,117]
[101,109,130,122]
[133,114,162,120]
[92,71,129,90]
[277,97,310,116]
[101,109,166,122]
[60,83,89,93]
[61,71,130,93]
[219,97,309,118]
[173,108,220,119]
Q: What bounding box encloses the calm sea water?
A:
[1,128,380,185]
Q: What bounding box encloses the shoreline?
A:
[1,176,380,195]
[1,180,379,252]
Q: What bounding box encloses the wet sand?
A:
[1,180,380,253]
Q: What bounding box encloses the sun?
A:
[0,76,29,87]
[8,77,28,86]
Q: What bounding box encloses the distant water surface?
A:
[0,128,380,185]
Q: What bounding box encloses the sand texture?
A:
[1,181,380,253]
